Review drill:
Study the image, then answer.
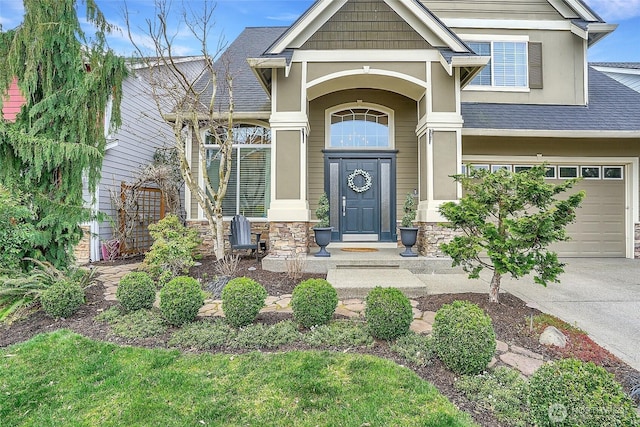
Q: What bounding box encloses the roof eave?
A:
[587,23,618,47]
[462,128,640,138]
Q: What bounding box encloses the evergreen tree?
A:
[0,0,126,269]
[439,165,585,303]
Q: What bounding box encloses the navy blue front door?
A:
[341,160,379,240]
[325,151,397,242]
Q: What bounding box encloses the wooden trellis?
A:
[119,183,165,255]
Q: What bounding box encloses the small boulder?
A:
[539,326,567,348]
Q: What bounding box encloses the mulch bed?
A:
[2,255,638,427]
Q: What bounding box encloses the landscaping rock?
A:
[500,352,544,377]
[511,344,544,360]
[539,325,567,348]
[496,340,509,353]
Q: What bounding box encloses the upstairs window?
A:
[468,41,528,88]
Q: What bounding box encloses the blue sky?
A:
[0,0,639,62]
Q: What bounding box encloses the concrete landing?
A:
[327,268,428,298]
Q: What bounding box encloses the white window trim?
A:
[462,35,530,91]
[514,164,533,172]
[544,165,557,179]
[603,166,624,180]
[201,125,272,221]
[491,164,512,172]
[558,165,579,179]
[580,165,601,180]
[325,102,395,150]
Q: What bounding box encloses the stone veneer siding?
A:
[417,222,459,257]
[636,223,640,259]
[73,225,91,264]
[187,220,269,256]
[269,222,310,257]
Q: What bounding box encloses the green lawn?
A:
[0,330,476,426]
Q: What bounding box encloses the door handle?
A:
[342,196,346,217]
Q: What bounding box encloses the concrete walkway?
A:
[417,258,640,371]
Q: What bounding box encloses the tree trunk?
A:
[214,213,225,260]
[489,270,501,303]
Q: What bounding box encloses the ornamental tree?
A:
[124,0,234,260]
[439,165,585,303]
[0,0,126,269]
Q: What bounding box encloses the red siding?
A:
[2,78,26,122]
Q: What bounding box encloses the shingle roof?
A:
[590,62,640,70]
[195,27,288,114]
[461,67,640,132]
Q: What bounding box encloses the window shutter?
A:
[528,42,543,89]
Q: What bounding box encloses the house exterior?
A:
[78,57,208,262]
[184,0,640,259]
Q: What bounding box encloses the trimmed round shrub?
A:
[159,276,204,326]
[116,272,156,312]
[221,277,267,328]
[291,278,338,328]
[432,300,496,375]
[529,358,640,427]
[40,280,85,318]
[364,287,413,340]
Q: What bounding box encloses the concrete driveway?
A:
[422,258,640,371]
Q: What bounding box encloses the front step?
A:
[327,268,428,298]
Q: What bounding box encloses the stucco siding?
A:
[307,89,418,220]
[431,63,456,112]
[275,130,301,199]
[422,0,565,20]
[459,29,585,105]
[276,64,303,112]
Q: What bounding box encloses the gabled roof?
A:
[266,0,471,54]
[193,27,288,116]
[461,67,640,135]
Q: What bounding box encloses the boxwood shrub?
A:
[116,272,156,312]
[364,287,413,340]
[291,278,338,328]
[40,279,85,318]
[221,277,267,328]
[159,276,204,326]
[529,358,640,427]
[432,300,496,375]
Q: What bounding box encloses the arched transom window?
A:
[329,106,392,148]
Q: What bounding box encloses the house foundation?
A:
[73,225,91,265]
[417,222,458,257]
[268,221,310,257]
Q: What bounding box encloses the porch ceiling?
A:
[307,73,426,101]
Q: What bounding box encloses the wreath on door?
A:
[347,169,372,193]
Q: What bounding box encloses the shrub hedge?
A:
[291,278,338,328]
[432,300,496,375]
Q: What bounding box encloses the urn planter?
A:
[313,227,333,257]
[399,227,419,257]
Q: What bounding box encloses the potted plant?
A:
[399,192,418,257]
[313,193,332,257]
